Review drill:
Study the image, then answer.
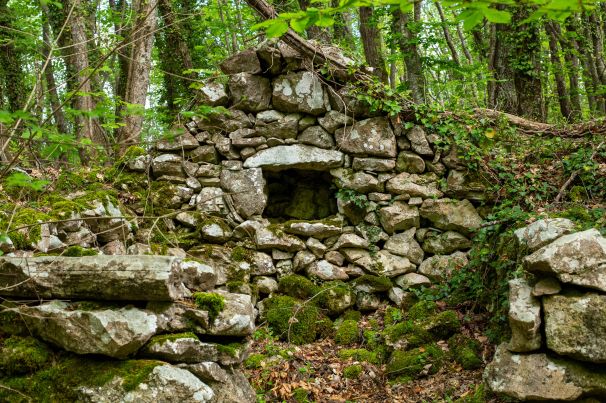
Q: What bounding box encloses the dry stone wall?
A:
[485,219,606,401]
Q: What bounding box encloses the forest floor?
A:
[243,305,505,403]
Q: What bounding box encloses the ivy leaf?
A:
[265,20,289,38]
[482,8,511,24]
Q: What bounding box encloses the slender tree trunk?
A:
[456,21,473,64]
[393,3,425,103]
[545,21,572,120]
[435,2,459,65]
[0,0,27,113]
[331,0,354,46]
[117,0,158,153]
[558,20,582,120]
[359,6,388,83]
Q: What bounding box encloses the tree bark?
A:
[359,6,388,83]
[393,3,425,103]
[545,21,572,120]
[557,20,582,120]
[0,0,27,113]
[0,255,188,301]
[117,0,159,153]
[435,2,460,66]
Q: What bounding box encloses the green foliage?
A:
[4,172,49,192]
[335,320,359,345]
[244,353,266,369]
[338,348,381,365]
[192,292,225,323]
[336,188,369,209]
[63,245,98,257]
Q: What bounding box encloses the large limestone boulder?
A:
[514,218,576,252]
[335,117,397,158]
[21,301,157,359]
[508,278,542,352]
[80,364,215,403]
[272,71,329,115]
[220,168,267,219]
[378,202,420,234]
[228,73,271,112]
[484,344,606,401]
[544,293,606,363]
[243,144,343,171]
[419,199,482,236]
[524,229,606,292]
[386,172,444,198]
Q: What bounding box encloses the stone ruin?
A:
[485,219,606,401]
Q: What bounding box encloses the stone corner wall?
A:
[485,218,606,401]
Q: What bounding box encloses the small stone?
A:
[293,250,317,271]
[228,73,271,112]
[406,125,433,156]
[190,146,219,164]
[508,278,542,352]
[396,151,425,173]
[254,276,279,294]
[180,260,217,291]
[307,259,349,281]
[318,110,353,133]
[152,154,184,177]
[272,71,328,115]
[220,49,262,74]
[272,249,294,260]
[514,218,576,252]
[422,231,472,255]
[352,157,396,172]
[418,252,469,281]
[335,117,397,158]
[332,233,369,249]
[383,228,424,264]
[198,81,228,106]
[395,273,431,290]
[156,130,198,151]
[297,126,335,149]
[101,240,126,255]
[378,202,420,234]
[331,168,381,193]
[325,250,344,266]
[388,287,417,308]
[532,277,561,296]
[419,198,482,236]
[306,237,327,257]
[386,172,443,198]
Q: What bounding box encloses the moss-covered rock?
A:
[318,281,356,316]
[193,292,225,323]
[0,336,50,376]
[341,310,362,322]
[335,320,359,345]
[63,245,98,257]
[407,300,437,321]
[278,274,320,300]
[448,334,482,370]
[422,310,460,339]
[352,274,393,293]
[386,344,445,381]
[338,348,381,365]
[264,296,330,345]
[244,353,266,369]
[383,320,433,348]
[384,306,404,326]
[343,364,363,379]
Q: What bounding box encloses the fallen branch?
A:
[554,142,605,203]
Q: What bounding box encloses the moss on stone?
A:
[230,245,253,262]
[0,336,50,376]
[423,310,460,339]
[407,300,437,321]
[386,344,445,381]
[244,353,266,369]
[278,275,320,300]
[384,306,403,326]
[448,334,482,370]
[353,275,392,292]
[192,292,225,323]
[317,281,356,316]
[147,332,199,347]
[3,208,52,249]
[63,245,98,257]
[338,348,380,365]
[343,364,363,379]
[216,342,244,358]
[335,320,359,345]
[383,321,432,348]
[341,310,362,322]
[264,296,328,345]
[0,305,27,337]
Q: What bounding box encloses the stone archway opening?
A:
[263,169,337,221]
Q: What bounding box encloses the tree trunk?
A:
[117,0,158,153]
[558,20,582,120]
[393,3,425,103]
[331,0,354,46]
[0,0,27,113]
[0,255,188,301]
[545,21,572,120]
[435,2,460,66]
[359,6,388,83]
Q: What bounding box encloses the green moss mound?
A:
[292,387,311,403]
[0,336,50,376]
[353,275,392,292]
[278,275,320,300]
[448,334,482,370]
[317,281,356,316]
[244,353,266,369]
[386,344,445,381]
[147,332,199,346]
[383,320,432,348]
[264,296,330,345]
[423,310,461,339]
[407,300,437,321]
[193,292,225,323]
[343,364,363,379]
[340,310,361,322]
[338,348,381,365]
[63,245,98,257]
[384,306,403,326]
[335,320,359,345]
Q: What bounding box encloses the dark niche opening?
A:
[263,169,338,221]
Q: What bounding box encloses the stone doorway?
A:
[263,169,337,221]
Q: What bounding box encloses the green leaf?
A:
[4,172,49,191]
[265,20,289,38]
[459,9,484,30]
[290,16,310,33]
[0,110,14,125]
[315,14,335,27]
[482,8,511,24]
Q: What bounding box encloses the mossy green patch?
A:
[338,348,380,365]
[244,353,266,369]
[423,310,460,339]
[0,336,50,376]
[448,334,482,370]
[341,310,361,322]
[147,332,199,347]
[386,344,445,381]
[2,208,52,249]
[384,306,403,326]
[292,387,311,403]
[317,281,356,316]
[278,275,320,300]
[230,245,253,262]
[383,320,432,348]
[353,275,392,292]
[216,342,244,358]
[193,292,225,323]
[335,320,359,345]
[407,300,437,321]
[343,364,363,379]
[264,296,329,345]
[63,245,98,257]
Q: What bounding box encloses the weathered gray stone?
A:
[220,168,267,219]
[332,233,369,249]
[406,125,433,156]
[196,109,253,134]
[388,287,417,308]
[395,273,431,290]
[508,278,542,352]
[532,277,562,296]
[205,290,256,337]
[318,110,353,133]
[191,146,219,164]
[298,115,316,131]
[325,250,344,266]
[204,368,256,403]
[243,144,343,171]
[306,259,348,281]
[251,251,276,276]
[306,237,327,257]
[179,361,229,383]
[419,199,482,236]
[356,291,381,311]
[128,155,151,172]
[255,114,299,139]
[21,301,157,359]
[283,219,342,239]
[141,336,245,366]
[484,344,606,401]
[396,151,425,173]
[228,73,271,112]
[254,276,279,294]
[272,71,329,115]
[335,117,397,157]
[199,220,232,243]
[524,229,606,292]
[254,225,306,252]
[445,170,489,201]
[378,202,420,234]
[220,49,262,74]
[341,249,414,277]
[418,252,468,281]
[331,168,381,193]
[257,110,284,123]
[514,218,576,252]
[383,228,424,265]
[156,130,199,151]
[180,260,217,292]
[293,250,317,272]
[386,172,443,198]
[352,157,396,172]
[544,293,606,363]
[198,81,228,107]
[152,154,184,177]
[297,125,334,149]
[421,231,472,255]
[0,255,188,301]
